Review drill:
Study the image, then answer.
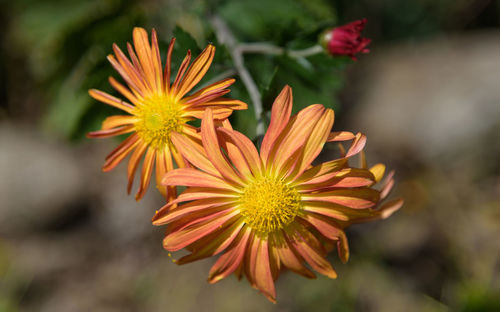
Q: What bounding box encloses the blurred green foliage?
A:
[5,0,350,141]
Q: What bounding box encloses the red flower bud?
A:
[320,19,371,61]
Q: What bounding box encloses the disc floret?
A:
[134,95,185,149]
[240,176,301,234]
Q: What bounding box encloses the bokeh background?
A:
[1,0,500,311]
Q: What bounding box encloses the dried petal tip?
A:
[320,19,371,60]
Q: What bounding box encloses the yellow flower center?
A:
[134,94,185,149]
[240,176,301,234]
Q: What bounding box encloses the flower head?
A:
[87,27,247,201]
[320,19,371,60]
[152,86,401,302]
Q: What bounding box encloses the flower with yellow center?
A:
[87,27,247,201]
[152,86,403,302]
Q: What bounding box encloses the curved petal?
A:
[135,146,156,200]
[272,233,316,279]
[153,197,236,225]
[293,158,347,185]
[170,132,220,177]
[260,85,293,163]
[87,125,134,138]
[101,115,137,130]
[302,201,381,222]
[183,78,236,106]
[297,168,376,192]
[177,221,245,265]
[285,225,337,279]
[88,89,134,114]
[208,226,251,283]
[290,108,334,178]
[218,128,262,177]
[369,164,386,184]
[127,141,148,194]
[110,45,148,95]
[327,131,355,142]
[253,238,277,303]
[301,188,380,209]
[164,38,175,91]
[102,134,140,172]
[345,132,367,158]
[163,209,239,251]
[108,76,141,105]
[201,109,244,185]
[269,104,325,174]
[177,44,215,98]
[161,168,239,192]
[132,27,157,92]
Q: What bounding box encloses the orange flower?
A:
[152,86,402,302]
[87,27,247,201]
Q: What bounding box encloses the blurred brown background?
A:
[1,0,499,311]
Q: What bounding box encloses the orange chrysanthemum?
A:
[87,27,247,200]
[152,86,402,302]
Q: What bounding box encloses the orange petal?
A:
[293,108,334,177]
[101,115,137,130]
[254,238,277,303]
[345,132,367,158]
[200,98,247,110]
[218,130,252,178]
[155,149,168,198]
[176,44,215,98]
[327,131,355,142]
[184,107,235,120]
[302,188,380,209]
[135,146,156,201]
[306,168,376,190]
[114,42,150,93]
[170,132,219,177]
[127,141,148,194]
[153,198,236,225]
[293,158,347,185]
[218,128,262,177]
[132,27,157,92]
[300,213,344,241]
[87,125,134,138]
[201,109,244,185]
[152,187,237,220]
[161,168,238,192]
[108,52,145,96]
[150,29,163,92]
[272,233,316,279]
[208,226,251,284]
[164,38,175,91]
[102,134,140,172]
[244,232,259,288]
[183,78,236,106]
[270,104,324,174]
[176,221,245,265]
[108,76,141,106]
[286,227,337,279]
[104,133,138,161]
[302,201,381,222]
[88,89,135,114]
[163,209,239,251]
[369,164,386,184]
[260,85,293,163]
